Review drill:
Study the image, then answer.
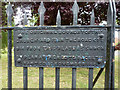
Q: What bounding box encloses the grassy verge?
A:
[1,52,119,88]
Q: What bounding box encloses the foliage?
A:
[2,31,7,50]
[116,2,120,25]
[29,13,39,26]
[12,2,120,25]
[1,2,7,51]
[1,1,120,50]
[115,42,120,50]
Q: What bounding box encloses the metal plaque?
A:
[14,27,107,68]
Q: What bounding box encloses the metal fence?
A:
[1,0,118,89]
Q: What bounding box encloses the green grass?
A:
[1,52,119,88]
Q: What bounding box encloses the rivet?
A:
[18,34,22,39]
[17,58,21,63]
[98,34,104,38]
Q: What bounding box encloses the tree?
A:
[1,2,8,52]
[1,1,120,50]
[12,2,120,25]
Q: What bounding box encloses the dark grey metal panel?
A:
[14,27,107,68]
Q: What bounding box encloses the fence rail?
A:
[1,25,120,30]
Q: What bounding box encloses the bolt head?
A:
[18,34,22,39]
[17,58,21,63]
[98,34,104,38]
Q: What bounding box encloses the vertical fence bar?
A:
[88,9,94,90]
[6,3,13,89]
[72,68,76,89]
[55,67,60,89]
[89,68,93,89]
[72,0,79,25]
[39,67,44,89]
[23,12,28,89]
[23,67,28,89]
[55,10,61,90]
[111,0,116,89]
[90,9,95,25]
[38,1,46,89]
[72,0,79,89]
[105,0,113,89]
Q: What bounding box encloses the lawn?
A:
[1,51,119,89]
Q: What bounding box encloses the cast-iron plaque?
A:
[14,27,107,68]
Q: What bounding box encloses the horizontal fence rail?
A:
[0,25,114,30]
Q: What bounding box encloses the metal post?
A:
[38,1,46,89]
[105,0,113,89]
[88,8,95,90]
[72,68,76,89]
[23,12,28,89]
[111,0,116,89]
[6,3,13,89]
[39,67,44,89]
[89,68,93,90]
[55,10,61,90]
[23,67,28,89]
[72,0,79,89]
[55,67,60,90]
